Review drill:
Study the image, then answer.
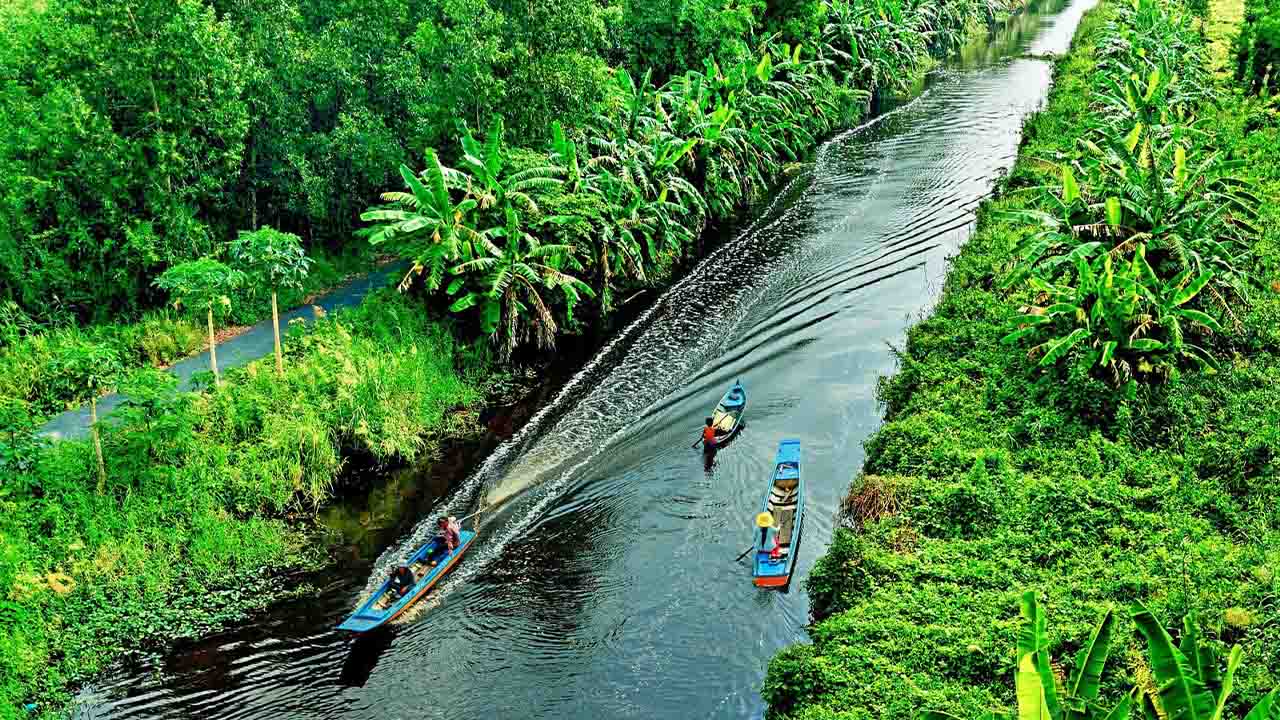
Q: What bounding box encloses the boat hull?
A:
[751,440,803,588]
[708,382,747,448]
[337,529,477,632]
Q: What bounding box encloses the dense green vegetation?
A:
[0,0,1038,714]
[0,293,484,717]
[763,0,1280,717]
[0,0,1004,325]
[0,0,1019,415]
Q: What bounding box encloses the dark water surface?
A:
[76,3,1094,717]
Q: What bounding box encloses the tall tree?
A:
[230,227,311,376]
[0,0,248,320]
[154,259,243,387]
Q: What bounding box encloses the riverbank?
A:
[0,293,494,719]
[0,249,375,424]
[762,0,1280,716]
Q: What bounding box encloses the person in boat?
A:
[426,516,462,566]
[389,565,415,597]
[699,417,718,450]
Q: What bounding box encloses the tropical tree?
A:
[58,345,122,493]
[448,208,593,358]
[457,116,564,214]
[153,259,243,387]
[230,226,312,376]
[361,154,486,292]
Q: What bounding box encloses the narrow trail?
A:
[40,262,404,441]
[75,1,1095,717]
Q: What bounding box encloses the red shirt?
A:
[702,426,717,443]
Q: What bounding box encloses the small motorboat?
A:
[752,440,803,587]
[707,380,747,447]
[337,528,477,632]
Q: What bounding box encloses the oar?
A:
[735,545,755,562]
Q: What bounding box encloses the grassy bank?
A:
[763,0,1280,717]
[0,293,485,718]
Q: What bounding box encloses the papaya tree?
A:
[230,227,312,376]
[58,345,122,493]
[153,259,243,387]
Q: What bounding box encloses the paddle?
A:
[735,545,755,562]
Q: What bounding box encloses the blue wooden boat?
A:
[337,529,477,632]
[707,380,747,447]
[752,440,802,587]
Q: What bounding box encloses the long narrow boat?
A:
[752,440,803,588]
[337,529,477,632]
[708,380,747,447]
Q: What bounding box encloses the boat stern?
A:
[752,553,794,588]
[753,574,790,588]
[337,612,386,633]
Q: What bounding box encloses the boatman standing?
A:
[699,417,717,450]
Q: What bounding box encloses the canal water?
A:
[76,1,1094,717]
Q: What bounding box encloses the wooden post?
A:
[91,396,106,494]
[272,290,283,377]
[207,307,220,386]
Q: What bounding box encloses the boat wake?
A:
[359,88,939,605]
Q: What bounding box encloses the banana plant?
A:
[1003,243,1223,381]
[447,208,593,359]
[457,116,563,214]
[548,121,583,193]
[361,153,486,292]
[1081,118,1257,298]
[920,591,1127,720]
[1129,602,1279,720]
[921,594,1279,720]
